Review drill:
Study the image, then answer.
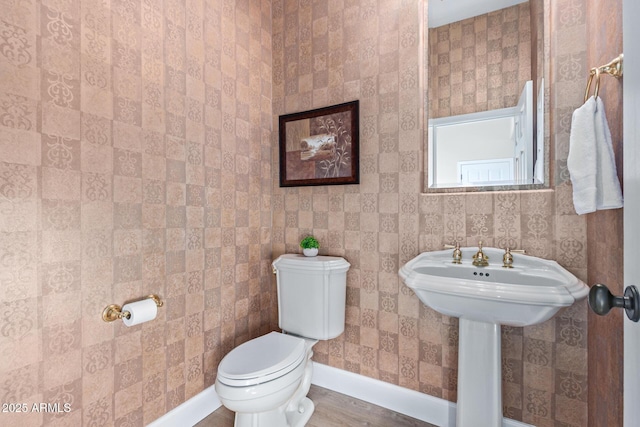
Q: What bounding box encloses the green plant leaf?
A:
[300,236,320,249]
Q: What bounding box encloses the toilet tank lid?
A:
[217,332,306,382]
[272,254,350,273]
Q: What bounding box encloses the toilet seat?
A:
[217,332,307,387]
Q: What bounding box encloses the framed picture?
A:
[278,100,359,187]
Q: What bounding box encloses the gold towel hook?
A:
[594,67,602,100]
[584,69,597,103]
[601,53,624,78]
[584,54,623,103]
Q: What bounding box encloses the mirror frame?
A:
[421,0,551,193]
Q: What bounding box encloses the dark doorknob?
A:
[588,284,640,322]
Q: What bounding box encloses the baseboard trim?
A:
[146,385,221,427]
[311,362,455,426]
[148,362,533,427]
[311,362,533,427]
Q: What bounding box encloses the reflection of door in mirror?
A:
[514,80,533,182]
[426,0,545,190]
[428,83,531,187]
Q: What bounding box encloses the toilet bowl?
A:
[215,254,350,427]
[215,332,317,427]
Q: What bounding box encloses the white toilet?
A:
[215,254,350,427]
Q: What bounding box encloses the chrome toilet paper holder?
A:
[102,294,164,323]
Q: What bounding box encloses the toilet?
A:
[215,254,350,427]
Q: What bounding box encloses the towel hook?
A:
[584,68,599,103]
[584,54,623,103]
[593,67,602,100]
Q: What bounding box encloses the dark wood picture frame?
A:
[278,100,359,187]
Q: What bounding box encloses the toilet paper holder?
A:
[102,294,164,323]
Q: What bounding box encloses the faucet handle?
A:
[445,242,462,264]
[502,247,525,268]
[504,247,526,254]
[503,248,514,268]
[452,242,462,264]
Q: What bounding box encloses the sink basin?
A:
[399,247,588,427]
[399,247,589,326]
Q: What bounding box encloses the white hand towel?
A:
[567,96,623,215]
[567,97,598,214]
[594,96,623,210]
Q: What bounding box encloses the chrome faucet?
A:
[472,241,489,267]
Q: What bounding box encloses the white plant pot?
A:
[303,248,318,257]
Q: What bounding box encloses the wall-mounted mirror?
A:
[425,0,547,191]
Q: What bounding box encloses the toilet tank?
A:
[272,254,350,340]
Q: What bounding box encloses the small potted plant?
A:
[300,236,320,257]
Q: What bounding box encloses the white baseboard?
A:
[146,385,221,427]
[311,362,533,427]
[147,362,533,427]
[311,362,456,426]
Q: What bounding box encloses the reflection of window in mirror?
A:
[426,0,546,190]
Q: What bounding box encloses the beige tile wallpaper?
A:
[429,3,532,119]
[0,0,602,426]
[0,0,274,425]
[272,0,589,426]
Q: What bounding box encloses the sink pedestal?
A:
[457,318,502,427]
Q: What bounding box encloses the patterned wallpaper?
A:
[428,3,532,119]
[0,0,598,426]
[272,0,589,426]
[0,0,273,425]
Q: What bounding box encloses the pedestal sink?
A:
[399,247,588,427]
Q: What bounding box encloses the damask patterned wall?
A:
[272,0,590,426]
[0,0,601,426]
[0,0,273,425]
[428,3,532,119]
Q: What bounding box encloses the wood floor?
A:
[195,385,437,427]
